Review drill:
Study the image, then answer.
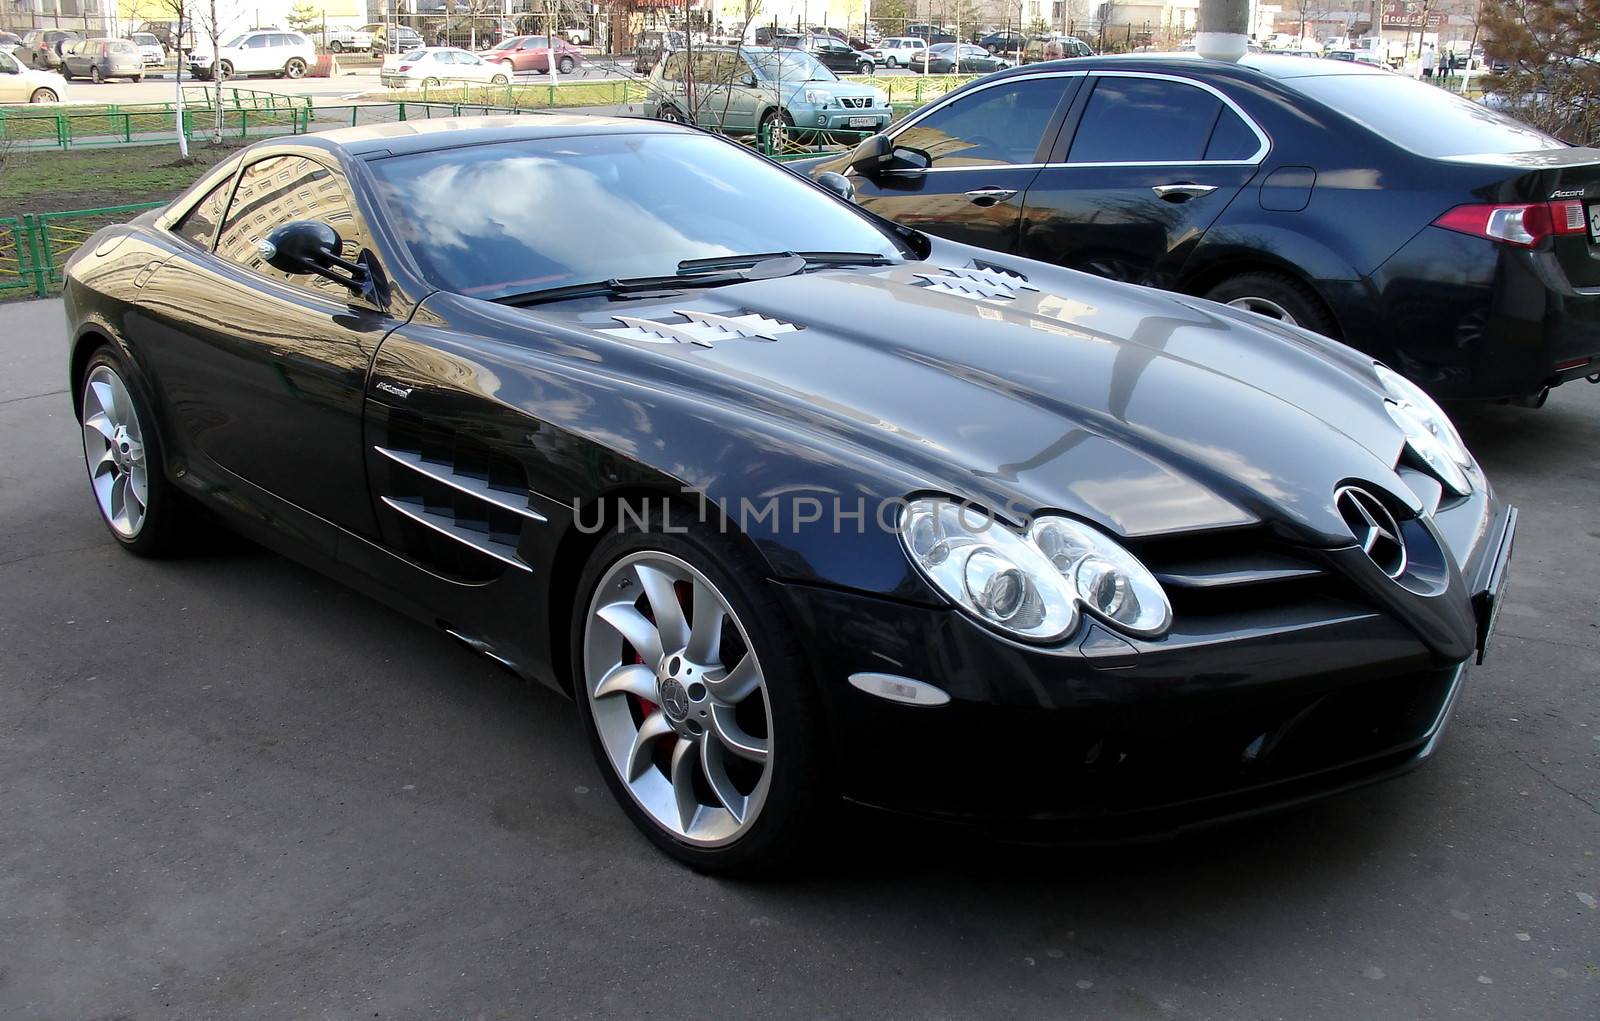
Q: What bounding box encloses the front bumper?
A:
[798,106,892,131]
[775,497,1517,840]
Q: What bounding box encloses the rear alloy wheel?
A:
[79,349,183,556]
[330,40,344,53]
[574,513,829,874]
[760,108,794,151]
[90,64,102,83]
[284,57,306,78]
[29,87,58,103]
[1204,271,1338,337]
[216,60,234,80]
[557,54,575,74]
[491,73,509,84]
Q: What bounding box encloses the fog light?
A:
[815,113,828,126]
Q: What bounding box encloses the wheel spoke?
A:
[625,710,675,781]
[109,472,128,524]
[595,601,664,667]
[126,466,148,511]
[635,563,689,653]
[89,380,119,426]
[89,445,117,479]
[83,412,115,444]
[700,736,748,823]
[685,579,724,664]
[593,662,657,701]
[705,654,761,705]
[669,737,701,831]
[709,701,768,762]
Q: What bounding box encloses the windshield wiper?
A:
[496,254,811,308]
[678,251,893,272]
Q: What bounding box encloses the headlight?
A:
[803,88,829,104]
[1375,364,1472,496]
[899,497,1171,643]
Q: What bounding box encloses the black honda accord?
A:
[795,54,1600,403]
[64,117,1515,873]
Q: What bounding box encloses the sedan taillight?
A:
[1433,200,1587,248]
[396,64,412,72]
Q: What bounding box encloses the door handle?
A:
[1152,183,1217,202]
[965,187,1018,206]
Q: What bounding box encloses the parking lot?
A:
[0,295,1594,1018]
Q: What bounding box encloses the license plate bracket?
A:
[847,116,876,128]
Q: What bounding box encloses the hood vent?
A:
[914,262,1039,303]
[598,309,802,347]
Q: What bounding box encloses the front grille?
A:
[839,96,872,108]
[1125,526,1367,621]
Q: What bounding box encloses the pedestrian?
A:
[1043,39,1064,61]
[1421,44,1436,79]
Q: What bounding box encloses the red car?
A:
[486,35,581,74]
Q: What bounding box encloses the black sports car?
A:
[64,117,1515,874]
[794,53,1600,402]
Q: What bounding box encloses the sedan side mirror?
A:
[815,171,855,202]
[847,132,930,176]
[258,220,386,306]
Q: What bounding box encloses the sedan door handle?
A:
[965,187,1018,206]
[1152,183,1217,202]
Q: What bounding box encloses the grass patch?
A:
[2,141,241,214]
[0,105,299,143]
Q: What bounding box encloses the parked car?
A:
[0,30,23,52]
[808,25,870,50]
[365,23,424,55]
[909,43,1007,74]
[130,32,168,66]
[62,115,1516,872]
[796,54,1600,400]
[1021,35,1093,63]
[563,25,591,45]
[775,32,878,74]
[644,46,890,146]
[380,47,511,87]
[486,35,582,75]
[633,28,684,73]
[0,45,65,101]
[325,25,374,53]
[61,38,146,83]
[189,30,316,80]
[979,29,1025,56]
[867,36,926,68]
[906,23,956,44]
[19,29,81,70]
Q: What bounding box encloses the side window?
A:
[0,51,16,74]
[214,155,366,297]
[893,76,1072,169]
[1068,77,1224,164]
[663,52,686,81]
[1205,106,1259,160]
[172,174,233,249]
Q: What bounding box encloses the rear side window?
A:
[1069,77,1225,163]
[894,76,1074,168]
[1205,106,1259,160]
[173,174,234,249]
[1289,73,1563,156]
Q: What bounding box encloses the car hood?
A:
[777,79,881,102]
[525,254,1413,548]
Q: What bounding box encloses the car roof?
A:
[985,51,1390,83]
[305,114,690,158]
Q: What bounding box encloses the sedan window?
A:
[365,133,902,301]
[893,77,1070,168]
[173,175,234,249]
[1068,77,1224,164]
[1288,73,1563,156]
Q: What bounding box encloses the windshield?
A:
[1290,73,1566,156]
[222,35,246,47]
[367,133,901,301]
[749,49,836,82]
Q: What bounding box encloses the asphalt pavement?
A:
[0,297,1594,1019]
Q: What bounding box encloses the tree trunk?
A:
[1196,0,1249,61]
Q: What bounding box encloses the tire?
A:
[858,60,874,74]
[132,74,143,83]
[78,346,184,557]
[759,108,795,151]
[490,73,509,85]
[1203,271,1338,337]
[29,87,58,103]
[216,60,233,80]
[986,44,997,54]
[329,40,343,53]
[61,68,74,80]
[421,77,440,88]
[90,64,102,83]
[557,54,574,74]
[571,505,831,875]
[284,57,306,78]
[656,103,685,123]
[885,55,898,68]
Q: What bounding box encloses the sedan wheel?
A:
[29,87,58,103]
[330,40,343,53]
[1224,296,1298,326]
[90,64,102,83]
[858,60,874,74]
[1205,271,1337,337]
[284,57,306,78]
[491,73,508,84]
[557,54,574,74]
[574,513,829,874]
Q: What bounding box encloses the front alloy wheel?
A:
[29,87,58,103]
[81,363,148,539]
[584,552,773,847]
[284,57,306,78]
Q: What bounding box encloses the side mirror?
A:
[258,220,386,306]
[815,171,855,202]
[847,132,893,174]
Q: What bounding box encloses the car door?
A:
[134,151,407,541]
[0,46,28,98]
[848,73,1081,254]
[1017,72,1265,287]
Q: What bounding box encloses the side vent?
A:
[598,309,802,347]
[913,263,1040,302]
[373,424,541,581]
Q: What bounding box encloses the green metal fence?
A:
[0,203,165,298]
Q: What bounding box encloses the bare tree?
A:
[136,0,191,157]
[193,0,241,143]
